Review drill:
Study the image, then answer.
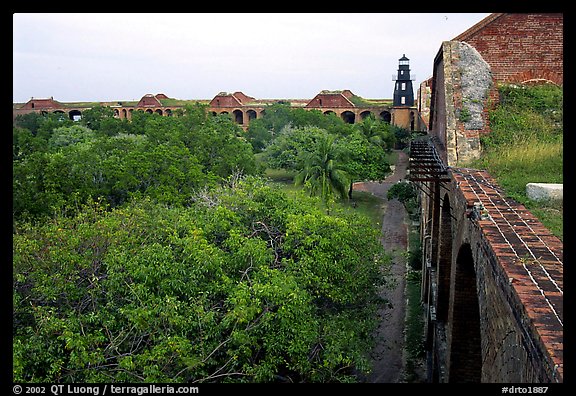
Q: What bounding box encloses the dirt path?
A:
[354,150,410,383]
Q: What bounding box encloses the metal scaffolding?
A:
[407,139,450,183]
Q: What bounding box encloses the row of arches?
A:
[26,106,396,127]
[210,108,393,126]
[422,187,482,383]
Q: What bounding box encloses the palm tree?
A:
[357,115,396,151]
[294,133,350,203]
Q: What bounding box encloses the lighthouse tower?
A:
[393,54,414,106]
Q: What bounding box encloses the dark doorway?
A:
[448,243,482,382]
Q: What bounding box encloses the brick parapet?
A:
[451,168,563,382]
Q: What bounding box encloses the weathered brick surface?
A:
[454,13,563,86]
[458,169,560,382]
[416,149,563,382]
[430,13,563,167]
[305,91,355,108]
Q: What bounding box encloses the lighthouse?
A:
[393,54,414,107]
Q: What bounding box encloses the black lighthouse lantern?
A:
[393,54,415,107]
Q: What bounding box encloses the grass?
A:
[404,269,425,382]
[264,166,386,230]
[464,83,563,240]
[347,191,386,229]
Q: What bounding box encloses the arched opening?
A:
[436,194,452,322]
[113,109,120,118]
[410,111,415,131]
[145,109,153,114]
[380,111,391,123]
[341,111,355,124]
[155,109,163,116]
[323,110,335,116]
[448,243,482,383]
[68,109,82,121]
[232,109,244,124]
[165,109,173,117]
[247,109,257,122]
[359,111,372,120]
[121,109,128,119]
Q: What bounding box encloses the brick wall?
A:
[305,92,353,108]
[455,13,563,86]
[209,94,242,108]
[419,167,563,382]
[430,13,564,167]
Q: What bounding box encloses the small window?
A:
[401,96,406,105]
[400,70,404,75]
[401,82,406,90]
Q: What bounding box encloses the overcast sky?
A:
[13,13,492,103]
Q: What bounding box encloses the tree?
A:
[12,103,260,223]
[294,133,350,203]
[48,125,97,149]
[13,176,386,383]
[387,180,417,210]
[338,130,392,198]
[78,105,131,136]
[355,116,396,151]
[263,125,327,171]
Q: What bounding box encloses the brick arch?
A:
[68,109,82,121]
[510,70,563,87]
[380,110,391,123]
[232,109,243,124]
[359,110,373,120]
[341,110,355,124]
[246,109,257,121]
[448,242,482,383]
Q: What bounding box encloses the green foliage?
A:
[466,83,563,239]
[246,103,354,151]
[48,125,97,149]
[13,105,259,223]
[458,106,471,123]
[339,130,391,183]
[404,270,425,382]
[14,177,386,382]
[482,83,562,149]
[294,133,350,203]
[387,180,417,207]
[80,106,129,136]
[264,125,326,171]
[261,114,395,202]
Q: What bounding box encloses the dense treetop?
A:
[12,103,404,382]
